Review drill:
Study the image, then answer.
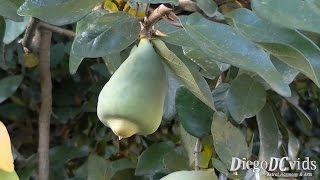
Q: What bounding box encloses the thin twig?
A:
[194,138,201,170]
[144,4,173,30]
[38,22,75,38]
[21,18,39,52]
[38,26,52,180]
[215,75,223,88]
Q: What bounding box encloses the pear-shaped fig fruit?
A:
[0,169,19,180]
[0,121,14,172]
[160,170,217,180]
[97,38,167,139]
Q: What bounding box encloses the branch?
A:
[39,22,75,38]
[38,26,52,180]
[143,4,173,32]
[21,18,39,52]
[194,138,201,170]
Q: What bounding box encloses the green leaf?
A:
[72,11,140,58]
[211,112,249,169]
[0,75,23,103]
[252,0,320,34]
[195,0,217,17]
[152,39,215,110]
[0,169,19,180]
[226,74,266,123]
[102,53,123,75]
[17,0,101,26]
[50,145,89,164]
[163,67,181,121]
[212,83,230,114]
[135,142,175,176]
[163,149,189,172]
[111,158,135,173]
[0,0,23,21]
[183,47,226,79]
[182,12,290,97]
[226,8,320,87]
[176,87,213,138]
[87,154,112,180]
[271,56,299,85]
[285,92,312,132]
[154,18,195,47]
[256,103,280,162]
[3,17,29,44]
[69,52,84,74]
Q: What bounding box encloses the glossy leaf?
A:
[102,53,123,75]
[0,0,22,21]
[69,52,84,75]
[195,0,217,17]
[17,0,101,26]
[252,0,320,34]
[271,56,299,85]
[163,149,189,172]
[182,13,290,97]
[154,18,195,47]
[87,154,112,180]
[0,75,23,103]
[256,103,280,162]
[3,17,29,44]
[226,8,320,87]
[135,142,175,176]
[176,87,213,138]
[163,67,181,121]
[72,11,140,58]
[50,145,89,164]
[110,158,135,173]
[226,74,266,123]
[212,83,230,114]
[183,47,224,79]
[211,112,249,169]
[153,39,215,110]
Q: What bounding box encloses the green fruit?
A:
[160,170,217,180]
[0,169,19,180]
[97,38,167,139]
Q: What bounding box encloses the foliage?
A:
[0,0,319,179]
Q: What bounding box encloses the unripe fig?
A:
[97,38,167,139]
[0,169,19,180]
[0,121,14,172]
[160,170,217,180]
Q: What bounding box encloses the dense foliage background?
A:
[0,0,319,179]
